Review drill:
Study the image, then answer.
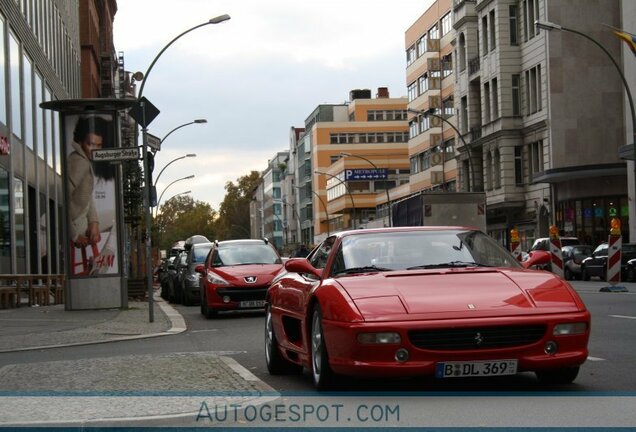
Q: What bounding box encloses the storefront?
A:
[556,195,629,247]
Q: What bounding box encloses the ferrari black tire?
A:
[311,304,336,390]
[535,366,580,385]
[265,304,300,374]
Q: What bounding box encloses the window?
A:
[0,17,6,124]
[529,141,543,176]
[444,138,455,161]
[0,168,10,273]
[417,33,428,56]
[22,54,34,150]
[441,13,452,36]
[485,151,492,190]
[443,97,454,117]
[272,187,281,199]
[429,23,439,40]
[35,72,44,159]
[408,82,417,101]
[525,65,542,115]
[493,148,501,188]
[458,33,467,71]
[484,82,491,123]
[489,10,496,51]
[482,16,489,54]
[514,146,524,185]
[410,155,419,174]
[442,53,453,78]
[524,0,538,41]
[492,78,499,119]
[512,74,521,116]
[409,120,418,139]
[407,45,416,66]
[419,74,429,94]
[509,5,519,45]
[9,32,21,139]
[460,96,468,133]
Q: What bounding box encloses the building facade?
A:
[0,0,82,276]
[451,0,630,250]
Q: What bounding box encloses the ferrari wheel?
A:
[311,304,335,390]
[265,304,299,374]
[535,366,580,385]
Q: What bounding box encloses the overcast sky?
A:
[113,0,433,210]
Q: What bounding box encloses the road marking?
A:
[587,356,605,361]
[609,315,636,320]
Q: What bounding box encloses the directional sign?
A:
[344,168,388,181]
[92,147,141,162]
[128,97,160,128]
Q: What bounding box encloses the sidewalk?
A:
[0,292,278,426]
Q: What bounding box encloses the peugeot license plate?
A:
[435,359,517,378]
[239,300,266,308]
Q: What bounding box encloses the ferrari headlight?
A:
[553,322,587,336]
[207,271,229,286]
[357,332,401,344]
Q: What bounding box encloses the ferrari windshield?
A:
[334,229,521,274]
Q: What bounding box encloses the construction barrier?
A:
[549,225,564,278]
[510,227,522,261]
[607,233,622,284]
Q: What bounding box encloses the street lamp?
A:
[156,175,195,211]
[154,153,197,187]
[407,107,476,192]
[155,190,191,248]
[158,119,207,148]
[315,170,357,229]
[339,152,392,227]
[135,14,229,321]
[535,20,636,240]
[294,185,330,237]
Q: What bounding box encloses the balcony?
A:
[468,56,480,76]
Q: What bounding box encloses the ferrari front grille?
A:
[408,325,547,350]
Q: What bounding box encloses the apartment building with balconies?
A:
[309,89,410,242]
[452,0,631,249]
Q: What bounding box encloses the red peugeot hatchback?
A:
[196,239,284,318]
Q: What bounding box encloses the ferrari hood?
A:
[336,268,582,321]
[213,264,283,287]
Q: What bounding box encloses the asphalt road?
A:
[1,280,634,393]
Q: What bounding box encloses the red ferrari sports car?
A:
[196,239,284,318]
[265,227,590,390]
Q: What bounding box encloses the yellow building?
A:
[309,88,410,239]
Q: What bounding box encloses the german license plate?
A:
[239,300,266,308]
[435,359,517,378]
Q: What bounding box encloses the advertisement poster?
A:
[64,114,119,276]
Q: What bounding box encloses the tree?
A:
[216,171,261,240]
[154,195,218,250]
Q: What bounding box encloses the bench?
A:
[0,274,65,308]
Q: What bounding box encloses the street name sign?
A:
[147,133,161,152]
[92,147,141,162]
[345,168,388,181]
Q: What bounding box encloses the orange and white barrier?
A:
[549,225,564,278]
[510,228,522,261]
[607,217,622,284]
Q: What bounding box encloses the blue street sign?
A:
[344,168,388,181]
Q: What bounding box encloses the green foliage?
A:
[216,171,261,240]
[154,195,218,249]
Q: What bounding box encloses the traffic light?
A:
[146,152,157,207]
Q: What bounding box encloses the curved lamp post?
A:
[136,14,229,321]
[295,185,330,237]
[407,107,476,192]
[340,152,392,227]
[157,175,195,210]
[154,153,197,187]
[315,170,357,229]
[536,19,636,239]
